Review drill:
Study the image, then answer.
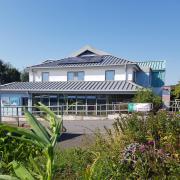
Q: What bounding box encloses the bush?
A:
[133,89,162,112]
[54,148,94,179]
[53,112,180,179]
[0,130,41,175]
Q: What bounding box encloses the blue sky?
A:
[0,0,179,85]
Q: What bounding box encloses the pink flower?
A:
[147,140,154,146]
[139,145,146,152]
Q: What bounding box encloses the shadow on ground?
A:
[58,133,83,142]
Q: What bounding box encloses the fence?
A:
[169,99,180,112]
[0,103,129,118]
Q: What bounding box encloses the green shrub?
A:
[54,148,94,179]
[82,112,180,179]
[0,130,41,175]
[0,103,62,180]
[133,89,162,112]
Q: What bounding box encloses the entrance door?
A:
[22,97,28,106]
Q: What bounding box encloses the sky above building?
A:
[0,0,179,85]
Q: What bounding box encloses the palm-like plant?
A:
[0,102,62,180]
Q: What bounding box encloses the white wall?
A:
[29,65,135,82]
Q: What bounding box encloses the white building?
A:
[0,45,166,116]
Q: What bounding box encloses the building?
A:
[0,45,166,116]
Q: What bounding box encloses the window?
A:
[67,71,84,81]
[151,71,165,87]
[67,72,74,81]
[42,72,49,82]
[105,70,115,80]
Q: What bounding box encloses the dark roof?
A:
[28,55,135,69]
[0,81,142,94]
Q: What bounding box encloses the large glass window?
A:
[42,72,49,82]
[67,71,84,81]
[105,70,115,80]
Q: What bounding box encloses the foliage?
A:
[53,111,180,179]
[0,130,41,175]
[0,108,179,179]
[20,69,29,82]
[173,81,180,99]
[0,60,21,84]
[133,89,162,112]
[0,103,62,180]
[54,148,94,180]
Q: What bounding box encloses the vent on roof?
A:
[57,56,103,65]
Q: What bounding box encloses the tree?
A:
[133,89,162,112]
[21,69,29,82]
[0,60,21,84]
[173,81,180,99]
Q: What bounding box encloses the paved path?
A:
[2,118,115,149]
[58,120,115,149]
[63,119,115,134]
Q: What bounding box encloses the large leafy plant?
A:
[0,102,62,180]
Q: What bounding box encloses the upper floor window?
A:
[67,71,84,81]
[42,72,49,82]
[105,70,115,81]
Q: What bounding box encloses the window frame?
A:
[105,70,115,81]
[67,71,85,81]
[42,72,49,82]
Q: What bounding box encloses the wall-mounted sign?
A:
[128,103,152,112]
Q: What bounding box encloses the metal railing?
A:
[169,99,180,112]
[0,103,129,117]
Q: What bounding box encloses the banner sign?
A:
[128,103,152,112]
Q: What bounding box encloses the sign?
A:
[128,103,152,112]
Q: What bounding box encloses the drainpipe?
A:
[125,63,128,81]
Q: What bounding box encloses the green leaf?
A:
[0,124,46,147]
[0,175,19,180]
[37,102,56,119]
[11,161,35,180]
[29,155,44,178]
[24,110,51,145]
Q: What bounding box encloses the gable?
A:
[77,50,97,57]
[70,45,110,57]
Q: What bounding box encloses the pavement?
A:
[58,119,115,149]
[1,118,115,149]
